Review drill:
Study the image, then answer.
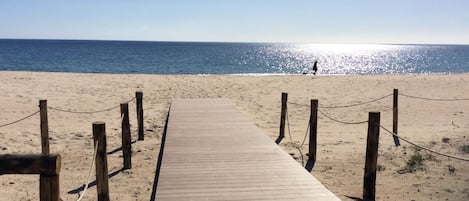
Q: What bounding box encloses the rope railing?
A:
[380,125,469,162]
[1,92,142,201]
[288,95,393,111]
[76,140,99,201]
[319,94,393,109]
[399,93,469,101]
[0,111,40,128]
[288,101,309,108]
[48,105,120,114]
[299,121,310,147]
[318,109,368,125]
[282,98,369,165]
[285,108,306,165]
[48,97,135,114]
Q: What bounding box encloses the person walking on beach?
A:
[312,61,318,75]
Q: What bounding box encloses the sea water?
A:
[0,39,468,75]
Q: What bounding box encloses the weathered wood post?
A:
[40,154,61,201]
[39,100,53,201]
[0,154,61,201]
[136,91,144,141]
[278,92,288,141]
[392,89,400,146]
[39,100,49,154]
[309,99,318,162]
[120,103,132,169]
[93,122,110,201]
[363,112,380,201]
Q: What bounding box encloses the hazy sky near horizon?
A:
[0,0,468,44]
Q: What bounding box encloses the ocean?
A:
[0,39,468,75]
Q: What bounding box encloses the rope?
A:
[288,102,309,108]
[49,97,135,114]
[0,111,40,128]
[300,121,310,147]
[380,125,469,162]
[319,94,393,109]
[318,109,368,125]
[48,105,120,114]
[120,113,125,124]
[76,140,99,201]
[285,107,305,166]
[399,93,469,101]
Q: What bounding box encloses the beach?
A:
[1,71,468,200]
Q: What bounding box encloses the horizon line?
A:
[1,37,468,46]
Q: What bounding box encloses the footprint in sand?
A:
[72,132,85,140]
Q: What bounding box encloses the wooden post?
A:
[93,122,110,201]
[363,112,380,201]
[121,103,132,169]
[392,89,400,146]
[279,92,288,140]
[40,171,60,201]
[309,99,318,162]
[39,100,53,201]
[0,154,61,201]
[39,100,49,155]
[136,91,144,141]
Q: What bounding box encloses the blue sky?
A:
[0,0,468,44]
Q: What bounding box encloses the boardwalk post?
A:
[309,99,318,162]
[363,112,380,201]
[93,122,110,201]
[120,103,132,169]
[136,91,144,141]
[0,154,61,201]
[392,89,400,146]
[39,100,49,154]
[278,92,288,141]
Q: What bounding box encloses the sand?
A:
[0,71,468,201]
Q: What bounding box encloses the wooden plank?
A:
[0,154,61,201]
[0,154,60,175]
[155,99,340,200]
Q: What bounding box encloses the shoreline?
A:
[1,71,468,200]
[1,69,469,77]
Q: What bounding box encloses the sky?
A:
[0,0,468,44]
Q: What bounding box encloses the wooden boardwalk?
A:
[155,99,340,200]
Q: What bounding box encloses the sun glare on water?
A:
[275,43,414,75]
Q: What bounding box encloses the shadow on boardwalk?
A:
[149,110,170,201]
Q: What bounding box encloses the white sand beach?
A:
[1,71,468,200]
